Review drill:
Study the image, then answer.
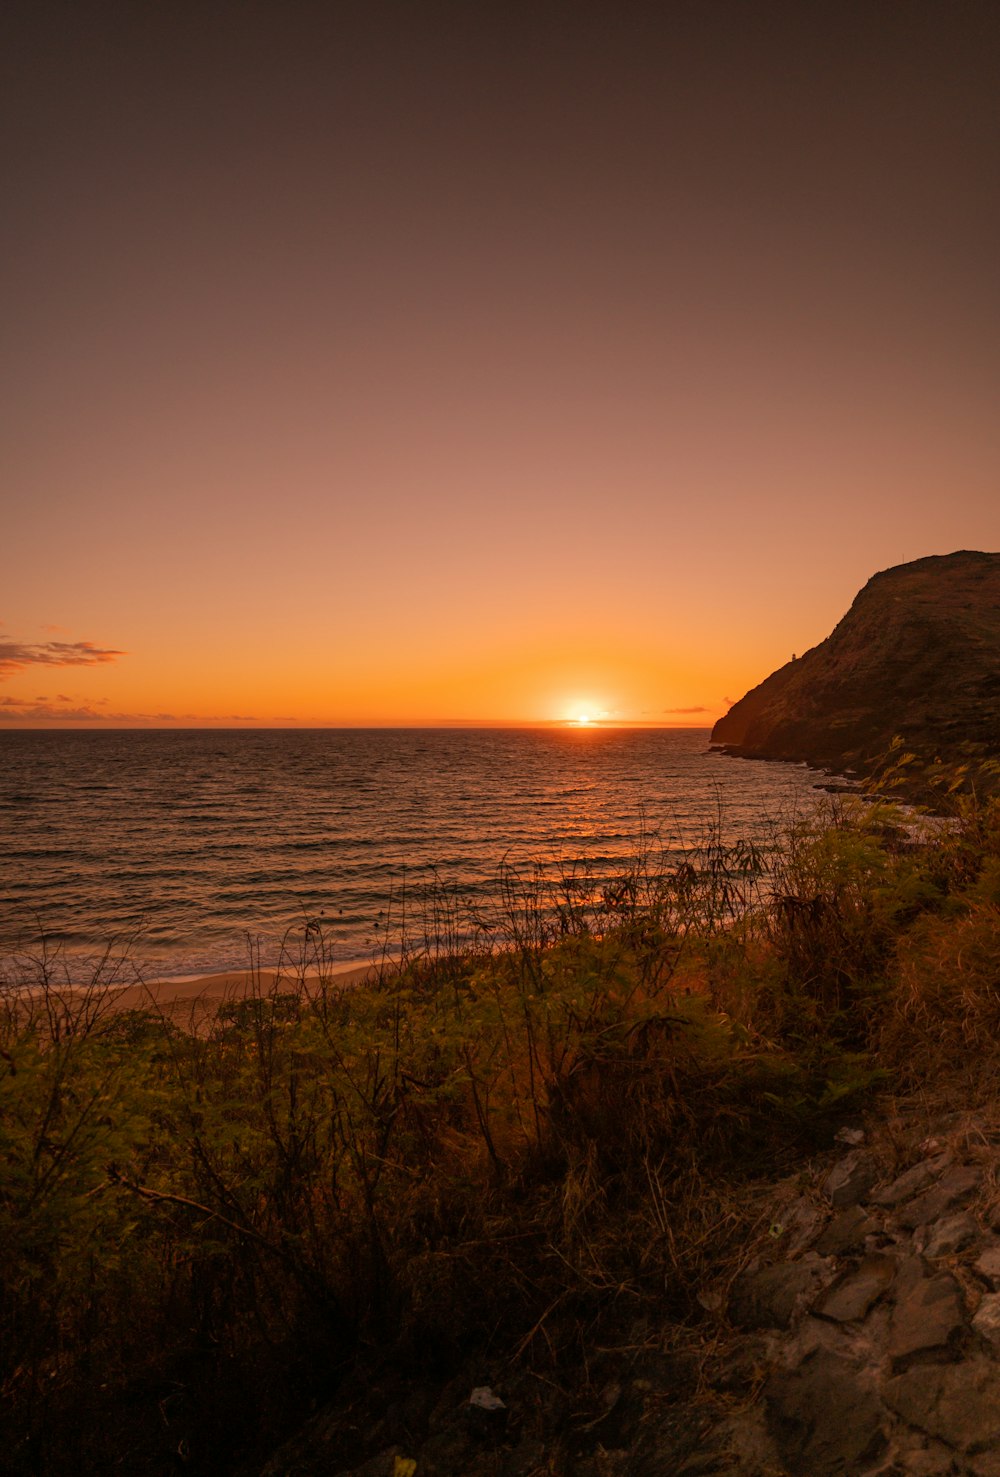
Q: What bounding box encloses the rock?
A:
[975,1245,1000,1285]
[814,1205,879,1256]
[896,1167,981,1230]
[887,1441,974,1475]
[823,1151,878,1209]
[889,1272,966,1364]
[883,1360,1000,1452]
[834,1126,866,1146]
[730,1262,826,1330]
[765,1348,886,1474]
[468,1386,505,1413]
[709,551,1000,791]
[972,1293,1000,1348]
[894,1253,930,1297]
[871,1154,951,1208]
[466,1384,507,1442]
[919,1211,979,1259]
[812,1253,896,1323]
[781,1195,828,1253]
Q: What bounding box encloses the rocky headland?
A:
[711,551,1000,794]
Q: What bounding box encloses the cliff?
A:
[711,551,1000,780]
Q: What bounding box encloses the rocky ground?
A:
[261,1099,1000,1476]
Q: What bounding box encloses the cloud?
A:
[0,699,171,722]
[0,702,112,721]
[0,639,125,679]
[178,713,258,722]
[0,700,258,725]
[662,705,710,714]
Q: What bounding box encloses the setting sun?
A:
[576,713,591,725]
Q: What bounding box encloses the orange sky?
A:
[2,3,999,727]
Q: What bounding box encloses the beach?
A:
[61,959,380,1032]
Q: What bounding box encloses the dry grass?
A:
[2,798,999,1474]
[879,903,1000,1077]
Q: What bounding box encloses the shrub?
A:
[9,799,1000,1473]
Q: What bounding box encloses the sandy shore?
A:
[53,959,383,1031]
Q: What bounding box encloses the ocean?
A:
[0,727,831,982]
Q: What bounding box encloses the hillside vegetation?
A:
[3,796,1000,1474]
[712,550,1000,797]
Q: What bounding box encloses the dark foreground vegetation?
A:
[3,793,1000,1474]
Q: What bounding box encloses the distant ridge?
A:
[711,551,1000,785]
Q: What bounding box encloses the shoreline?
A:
[44,957,384,1030]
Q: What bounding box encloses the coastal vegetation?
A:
[3,790,1000,1474]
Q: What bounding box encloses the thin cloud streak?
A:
[0,698,257,723]
[0,699,168,722]
[0,639,125,679]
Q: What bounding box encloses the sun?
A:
[561,699,609,726]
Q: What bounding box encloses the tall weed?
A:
[8,801,999,1473]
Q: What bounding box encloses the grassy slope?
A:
[2,798,1000,1474]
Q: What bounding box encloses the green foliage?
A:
[4,797,1000,1473]
[865,734,1000,807]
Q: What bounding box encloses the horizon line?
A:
[0,720,717,732]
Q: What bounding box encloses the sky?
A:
[2,0,998,727]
